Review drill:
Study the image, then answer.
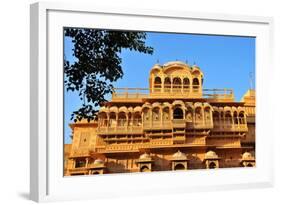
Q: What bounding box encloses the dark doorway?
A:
[173,108,183,119]
[209,162,216,169]
[140,166,150,172]
[174,163,185,170]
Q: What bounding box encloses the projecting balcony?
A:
[173,135,186,144]
[97,125,143,135]
[150,139,173,146]
[186,121,213,129]
[143,121,172,130]
[212,123,248,132]
[172,119,186,128]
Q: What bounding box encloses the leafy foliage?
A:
[64,28,153,122]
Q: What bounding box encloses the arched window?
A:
[133,112,142,126]
[213,111,220,127]
[173,107,183,119]
[204,107,211,123]
[174,163,185,170]
[209,162,216,169]
[118,112,127,126]
[154,76,162,92]
[109,112,117,127]
[127,112,132,126]
[143,107,150,122]
[99,112,107,127]
[75,159,86,168]
[183,78,190,93]
[225,111,232,125]
[239,112,245,124]
[163,107,170,121]
[233,111,238,124]
[195,107,202,123]
[152,107,160,121]
[164,77,171,92]
[173,77,182,92]
[186,108,193,122]
[192,78,199,92]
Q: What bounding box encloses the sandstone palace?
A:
[64,61,256,176]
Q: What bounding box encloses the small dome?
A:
[163,61,188,67]
[205,151,218,159]
[153,64,162,69]
[173,150,187,160]
[93,159,104,165]
[242,152,253,160]
[139,153,151,160]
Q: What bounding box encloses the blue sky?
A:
[64,31,255,144]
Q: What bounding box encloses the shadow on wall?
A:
[187,154,205,169]
[106,160,129,173]
[152,155,172,171]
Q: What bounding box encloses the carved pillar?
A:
[181,77,184,94]
[202,107,205,126]
[160,107,163,126]
[150,109,152,128]
[115,113,118,131]
[210,109,213,127]
[126,113,129,131]
[161,76,164,93]
[106,113,109,132]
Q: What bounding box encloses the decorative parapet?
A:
[111,88,234,101]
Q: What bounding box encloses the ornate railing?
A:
[143,121,172,129]
[97,125,143,134]
[212,123,248,132]
[111,87,234,100]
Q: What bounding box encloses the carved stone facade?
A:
[64,61,256,176]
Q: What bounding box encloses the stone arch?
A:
[209,162,217,169]
[213,111,220,125]
[172,77,182,92]
[152,107,160,121]
[183,77,190,92]
[195,107,202,122]
[133,111,142,126]
[119,106,128,113]
[174,163,185,170]
[108,112,117,127]
[154,76,162,92]
[186,106,193,122]
[164,77,171,92]
[192,78,200,92]
[233,111,239,124]
[204,106,212,123]
[98,111,108,127]
[142,107,151,122]
[173,107,184,119]
[162,106,170,121]
[225,110,232,125]
[140,165,150,172]
[118,112,127,126]
[239,111,245,124]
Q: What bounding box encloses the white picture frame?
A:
[30,2,274,202]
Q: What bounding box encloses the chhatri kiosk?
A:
[65,61,255,175]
